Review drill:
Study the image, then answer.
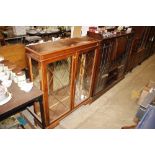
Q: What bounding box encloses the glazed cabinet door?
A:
[74,48,96,106]
[146,27,155,56]
[93,40,115,95]
[46,56,72,123]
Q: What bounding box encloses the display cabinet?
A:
[87,31,134,98]
[26,37,99,128]
[126,26,152,72]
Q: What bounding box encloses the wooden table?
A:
[0,82,45,129]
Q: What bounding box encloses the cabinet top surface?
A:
[26,37,97,54]
[87,31,134,41]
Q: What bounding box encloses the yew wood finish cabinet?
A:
[26,37,99,128]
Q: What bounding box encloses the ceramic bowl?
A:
[0,73,9,81]
[20,82,33,92]
[2,80,12,88]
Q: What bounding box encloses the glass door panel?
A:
[47,57,72,122]
[94,42,113,95]
[30,58,42,122]
[31,59,41,89]
[75,50,95,105]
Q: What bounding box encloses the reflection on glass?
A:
[94,41,115,94]
[31,59,40,89]
[31,59,41,119]
[94,44,110,94]
[75,50,95,105]
[47,58,71,122]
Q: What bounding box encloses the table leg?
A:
[38,96,46,129]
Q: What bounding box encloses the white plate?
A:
[0,92,12,106]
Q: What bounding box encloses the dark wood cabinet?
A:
[146,27,155,57]
[87,32,133,98]
[126,26,152,72]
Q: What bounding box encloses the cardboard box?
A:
[137,80,155,108]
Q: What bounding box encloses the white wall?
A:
[81,26,89,36]
[71,26,89,38]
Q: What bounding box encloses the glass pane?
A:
[31,59,41,122]
[31,59,40,89]
[47,57,71,122]
[94,42,113,94]
[75,50,95,105]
